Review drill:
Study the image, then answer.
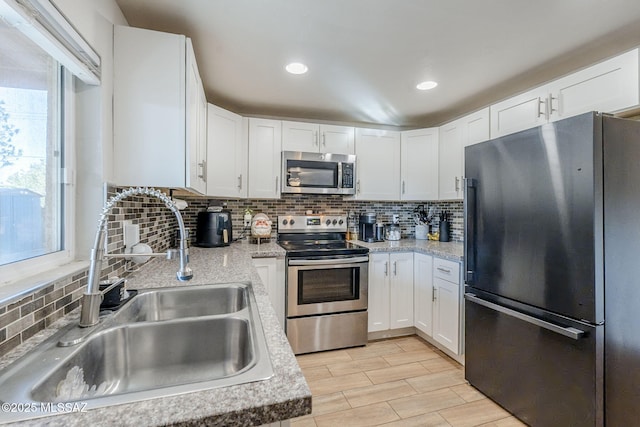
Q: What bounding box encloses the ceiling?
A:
[114,0,640,128]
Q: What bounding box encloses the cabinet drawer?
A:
[433,258,460,282]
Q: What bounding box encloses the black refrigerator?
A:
[464,111,640,427]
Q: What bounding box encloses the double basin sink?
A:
[0,283,273,422]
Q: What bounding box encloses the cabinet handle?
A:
[322,133,326,147]
[437,267,451,273]
[198,160,206,182]
[537,97,547,119]
[454,177,460,192]
[275,176,279,193]
[237,174,242,190]
[384,261,388,276]
[402,181,406,194]
[548,93,557,115]
[314,131,319,146]
[393,261,397,276]
[433,286,437,302]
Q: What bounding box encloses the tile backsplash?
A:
[0,188,463,357]
[179,193,464,242]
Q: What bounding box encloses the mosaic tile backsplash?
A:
[0,188,462,357]
[178,194,464,243]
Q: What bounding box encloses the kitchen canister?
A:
[439,220,451,242]
[415,224,428,240]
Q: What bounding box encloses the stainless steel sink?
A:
[113,283,247,323]
[0,282,273,423]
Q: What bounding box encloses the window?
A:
[0,14,72,282]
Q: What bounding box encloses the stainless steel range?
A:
[278,214,369,354]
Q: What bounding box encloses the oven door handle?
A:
[288,256,369,266]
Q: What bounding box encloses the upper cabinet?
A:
[354,128,401,200]
[206,104,248,198]
[400,128,439,201]
[248,118,282,199]
[282,121,355,154]
[113,26,206,193]
[491,48,640,138]
[439,108,490,200]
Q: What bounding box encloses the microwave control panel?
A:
[342,163,354,188]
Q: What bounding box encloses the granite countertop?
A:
[0,240,307,427]
[353,239,464,261]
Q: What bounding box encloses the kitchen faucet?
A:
[79,187,193,327]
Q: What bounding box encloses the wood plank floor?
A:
[292,336,526,427]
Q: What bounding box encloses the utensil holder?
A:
[415,224,428,240]
[439,221,451,242]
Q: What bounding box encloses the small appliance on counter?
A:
[194,207,233,247]
[359,212,379,242]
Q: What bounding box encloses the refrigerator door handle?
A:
[465,293,586,340]
[464,178,476,284]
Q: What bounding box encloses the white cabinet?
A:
[248,118,282,199]
[413,253,434,335]
[206,104,248,197]
[354,128,401,200]
[368,252,414,333]
[252,257,285,329]
[113,25,206,193]
[432,258,461,354]
[282,121,354,154]
[439,108,490,200]
[491,48,639,138]
[400,128,438,200]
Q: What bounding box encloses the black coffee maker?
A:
[195,209,233,247]
[359,212,377,242]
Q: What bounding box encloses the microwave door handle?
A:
[337,162,343,189]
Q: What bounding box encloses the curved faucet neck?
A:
[80,187,192,327]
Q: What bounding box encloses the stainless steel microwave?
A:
[281,151,356,195]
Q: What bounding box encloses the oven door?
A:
[287,255,368,317]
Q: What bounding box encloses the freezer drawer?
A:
[465,293,603,427]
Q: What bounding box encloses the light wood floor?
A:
[292,336,527,427]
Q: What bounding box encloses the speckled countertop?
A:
[0,241,308,427]
[353,239,463,261]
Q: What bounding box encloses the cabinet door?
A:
[462,108,491,147]
[433,277,460,354]
[282,121,319,152]
[355,129,401,200]
[550,48,639,121]
[438,122,463,200]
[400,128,439,200]
[389,253,414,329]
[113,25,187,188]
[206,104,247,197]
[414,253,434,336]
[248,118,282,199]
[321,124,355,154]
[253,257,285,329]
[368,253,390,332]
[185,38,206,194]
[490,86,549,138]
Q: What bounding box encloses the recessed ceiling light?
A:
[416,81,438,91]
[285,62,308,75]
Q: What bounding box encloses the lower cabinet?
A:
[414,254,462,355]
[252,257,285,329]
[368,252,414,332]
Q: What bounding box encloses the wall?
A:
[179,194,464,242]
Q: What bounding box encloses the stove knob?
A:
[332,219,338,225]
[290,219,295,225]
[325,219,331,226]
[338,219,344,225]
[282,219,288,225]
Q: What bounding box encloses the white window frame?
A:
[0,68,76,286]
